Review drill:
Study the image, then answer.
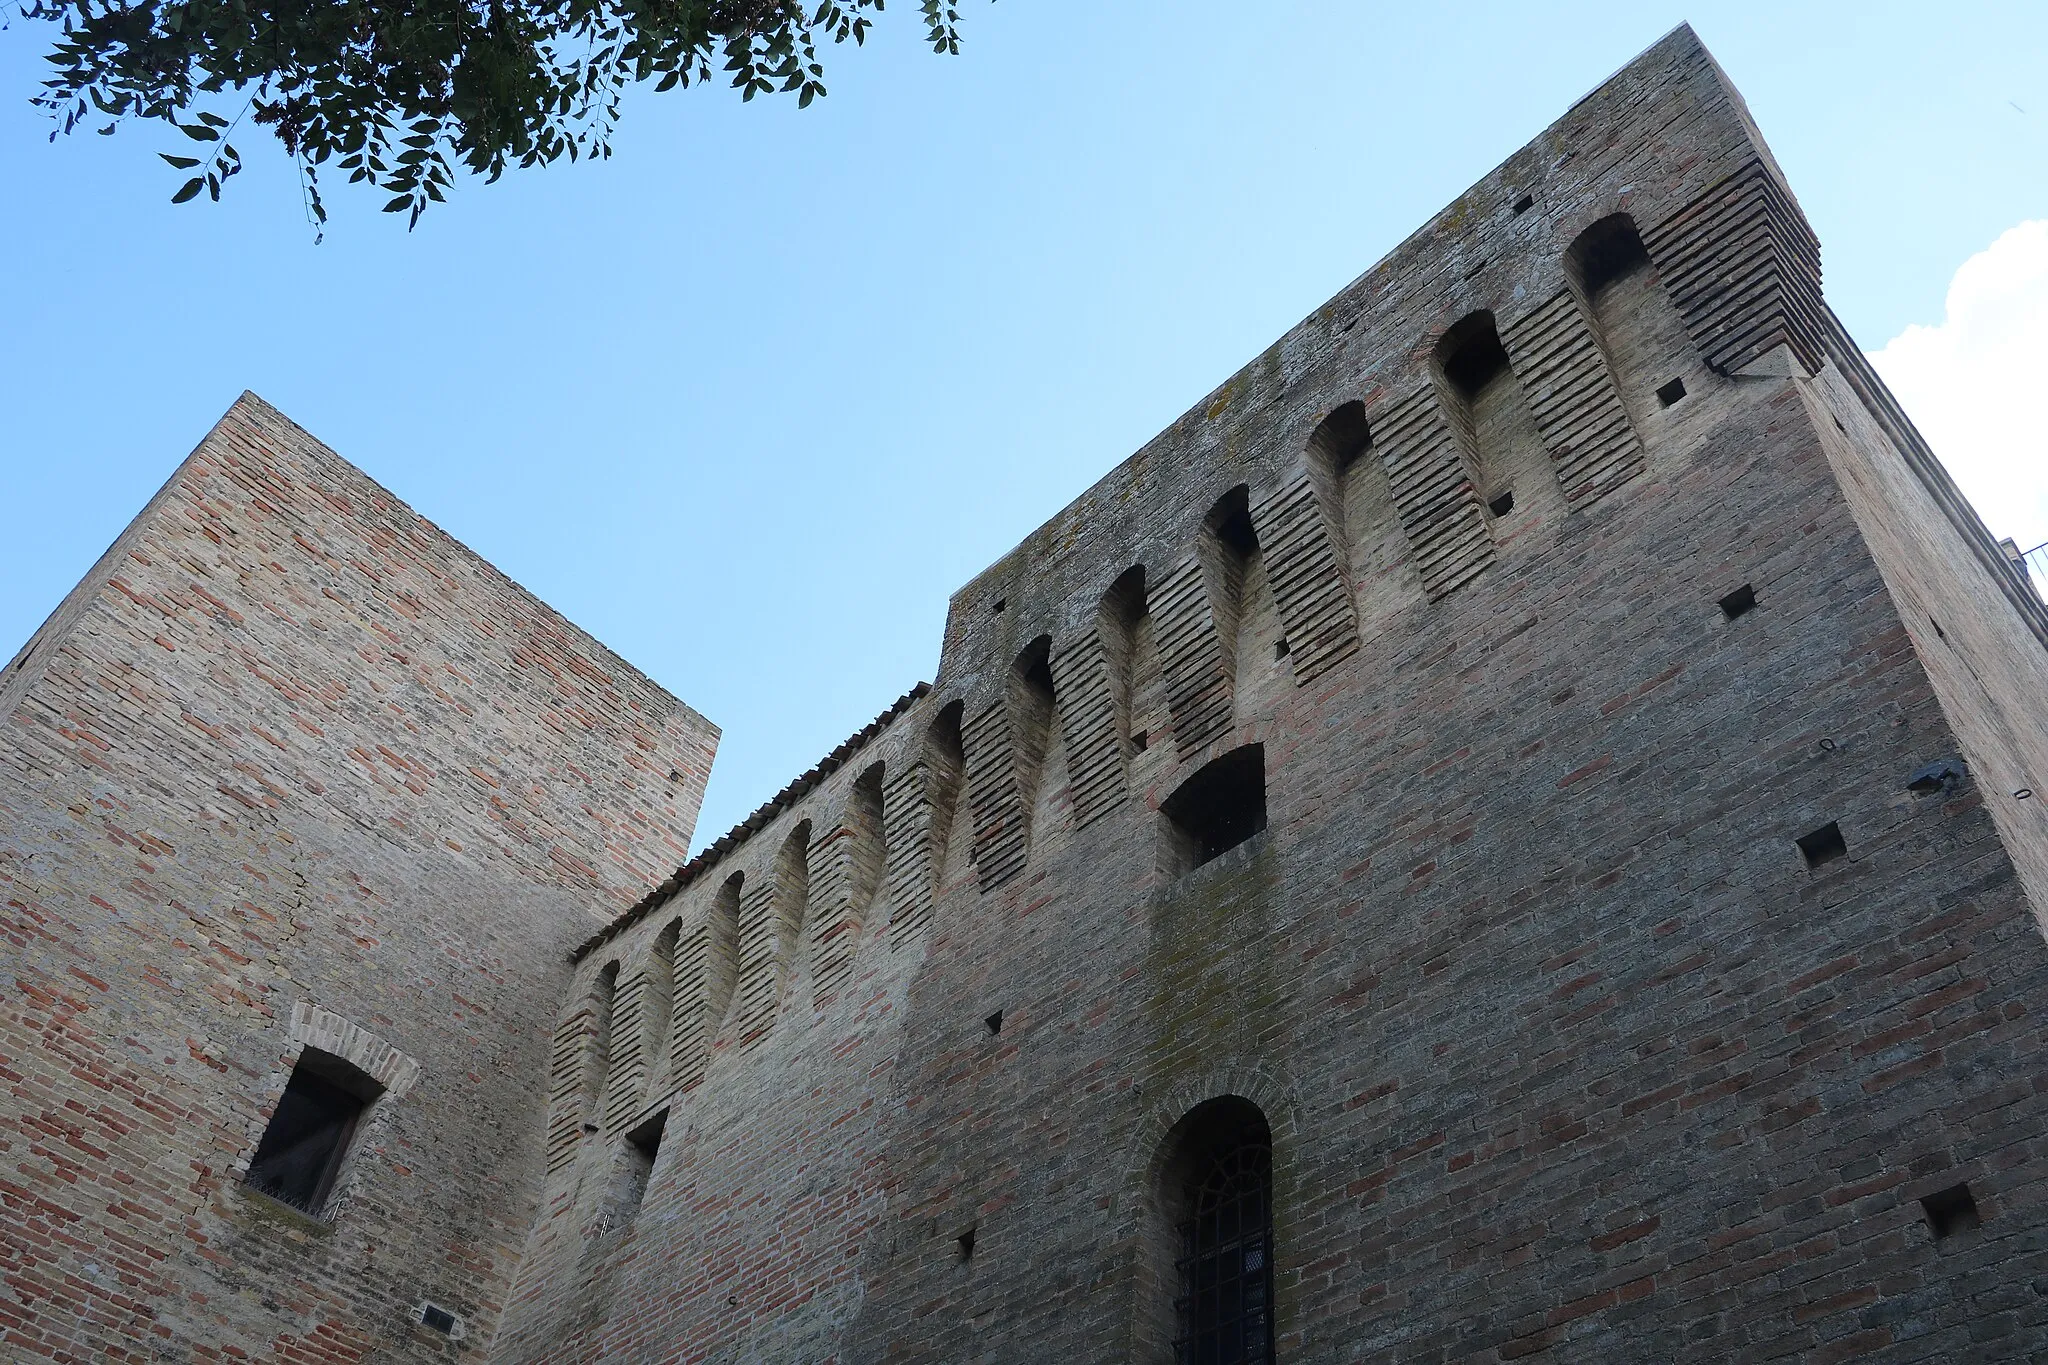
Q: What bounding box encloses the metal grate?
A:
[1173,1134,1275,1365]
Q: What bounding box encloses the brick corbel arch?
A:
[289,1001,423,1098]
[1123,1061,1299,1201]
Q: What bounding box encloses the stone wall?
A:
[0,395,716,1363]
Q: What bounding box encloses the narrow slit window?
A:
[245,1050,382,1217]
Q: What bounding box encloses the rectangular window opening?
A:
[418,1303,464,1338]
[1656,376,1687,407]
[1512,193,1535,215]
[1131,730,1149,754]
[1719,584,1757,620]
[598,1108,669,1232]
[245,1050,382,1218]
[1796,821,1847,870]
[1921,1182,1980,1239]
[984,1010,1003,1036]
[1274,638,1291,660]
[1487,489,1515,518]
[627,1109,667,1165]
[957,1226,977,1262]
[1162,744,1267,874]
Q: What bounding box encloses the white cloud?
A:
[1868,221,2048,585]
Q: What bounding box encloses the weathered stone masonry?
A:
[7,21,2048,1365]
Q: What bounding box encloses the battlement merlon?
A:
[933,22,2047,695]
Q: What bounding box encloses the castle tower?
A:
[7,23,2048,1365]
[0,395,716,1358]
[493,25,2048,1364]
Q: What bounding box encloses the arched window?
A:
[1160,743,1266,877]
[1167,1098,1275,1365]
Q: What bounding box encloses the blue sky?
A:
[3,2,2045,850]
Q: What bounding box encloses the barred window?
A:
[1173,1101,1275,1365]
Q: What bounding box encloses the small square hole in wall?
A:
[984,1010,1003,1036]
[1131,730,1148,754]
[1796,821,1847,869]
[957,1227,977,1262]
[1487,490,1516,518]
[1656,377,1687,407]
[991,598,1006,615]
[1921,1182,1981,1239]
[1512,193,1535,215]
[1274,638,1291,660]
[1719,584,1757,620]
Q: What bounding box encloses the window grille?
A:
[1173,1126,1275,1365]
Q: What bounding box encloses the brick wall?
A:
[10,21,2047,1365]
[490,24,2048,1365]
[0,396,715,1362]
